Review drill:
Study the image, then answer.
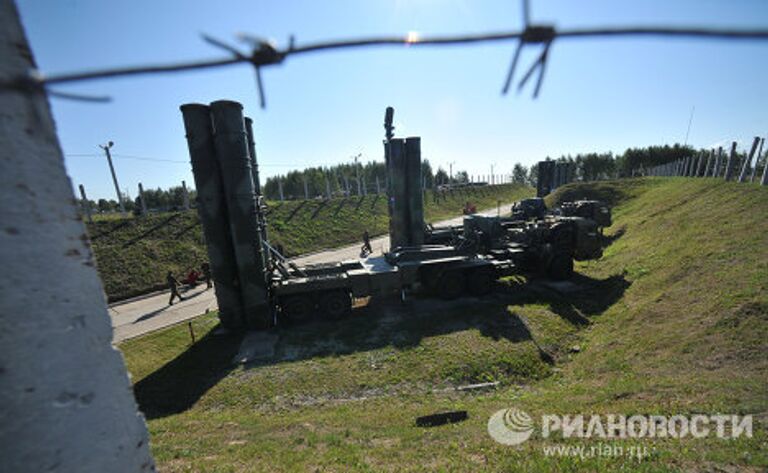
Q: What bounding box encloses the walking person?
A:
[361,230,372,257]
[167,271,184,305]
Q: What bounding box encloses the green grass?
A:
[88,184,532,302]
[119,178,767,472]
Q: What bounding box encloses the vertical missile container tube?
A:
[180,103,245,329]
[405,137,424,246]
[244,116,269,268]
[209,100,271,329]
[386,138,410,248]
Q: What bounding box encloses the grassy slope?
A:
[90,184,532,301]
[120,178,767,472]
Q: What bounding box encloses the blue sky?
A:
[17,0,768,200]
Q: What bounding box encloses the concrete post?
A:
[703,150,713,177]
[278,178,284,201]
[713,147,723,178]
[78,184,93,223]
[1,2,154,469]
[325,175,331,199]
[210,100,270,329]
[137,183,148,216]
[181,180,190,210]
[343,175,350,196]
[303,175,309,200]
[738,137,760,183]
[723,142,737,181]
[762,152,768,186]
[181,103,245,329]
[750,138,764,182]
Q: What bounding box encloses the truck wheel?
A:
[547,253,574,280]
[438,271,465,300]
[467,269,494,296]
[281,295,314,323]
[320,290,352,320]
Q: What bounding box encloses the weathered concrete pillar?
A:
[210,100,270,329]
[723,142,737,181]
[750,138,764,182]
[278,178,284,201]
[703,150,713,177]
[762,152,768,186]
[137,183,148,216]
[1,1,154,470]
[738,137,760,183]
[181,103,245,329]
[713,147,723,178]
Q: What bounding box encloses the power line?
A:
[3,18,768,106]
[64,152,368,168]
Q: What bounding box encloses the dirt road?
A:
[110,204,511,343]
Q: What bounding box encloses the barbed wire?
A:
[5,0,768,107]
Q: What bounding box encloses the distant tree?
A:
[527,163,538,187]
[454,170,469,183]
[434,167,449,186]
[512,163,528,184]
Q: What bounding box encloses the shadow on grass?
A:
[122,214,181,248]
[134,272,628,419]
[333,198,348,217]
[89,219,135,241]
[133,329,243,420]
[285,200,308,222]
[602,226,625,248]
[500,272,631,327]
[311,200,328,219]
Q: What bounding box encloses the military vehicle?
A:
[510,197,547,221]
[181,102,605,329]
[560,200,612,230]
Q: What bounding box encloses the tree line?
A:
[82,185,196,214]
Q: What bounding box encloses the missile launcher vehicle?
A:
[181,102,606,329]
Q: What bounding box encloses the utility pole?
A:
[449,161,455,184]
[490,164,495,186]
[99,141,125,214]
